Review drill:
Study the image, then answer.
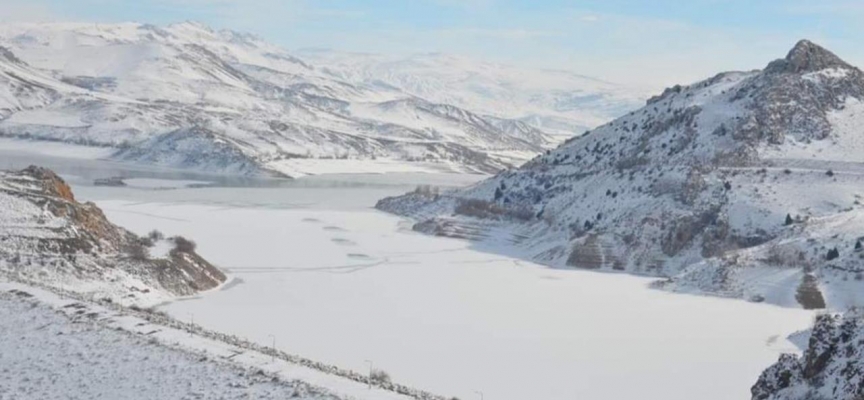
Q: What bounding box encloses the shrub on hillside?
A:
[148,230,164,241]
[413,185,439,198]
[128,241,150,261]
[454,198,533,221]
[826,247,840,261]
[172,236,197,253]
[370,369,391,384]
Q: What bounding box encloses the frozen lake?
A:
[82,183,812,400]
[3,145,815,400]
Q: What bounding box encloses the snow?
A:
[77,178,815,400]
[265,158,478,178]
[802,67,851,83]
[2,21,632,176]
[123,178,213,189]
[0,281,411,400]
[148,239,175,259]
[0,290,314,400]
[372,44,864,312]
[298,49,648,134]
[0,137,114,160]
[4,109,89,127]
[763,97,864,163]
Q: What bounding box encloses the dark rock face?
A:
[766,40,854,75]
[738,41,864,145]
[752,313,864,400]
[0,166,226,300]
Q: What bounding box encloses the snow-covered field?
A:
[62,173,817,400]
[0,292,315,400]
[0,281,415,400]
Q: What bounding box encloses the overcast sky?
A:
[2,0,863,89]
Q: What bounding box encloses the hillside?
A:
[751,311,864,400]
[0,166,225,304]
[0,289,334,400]
[0,22,640,177]
[297,49,646,138]
[377,40,864,311]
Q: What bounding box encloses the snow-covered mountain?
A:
[298,49,647,138]
[0,166,225,304]
[377,40,864,311]
[0,22,641,177]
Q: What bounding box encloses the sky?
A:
[1,0,863,89]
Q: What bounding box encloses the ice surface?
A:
[76,177,815,400]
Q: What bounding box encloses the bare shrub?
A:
[454,198,532,221]
[370,369,391,384]
[764,242,806,267]
[138,236,155,248]
[413,185,440,198]
[172,236,197,253]
[148,230,165,241]
[128,242,149,261]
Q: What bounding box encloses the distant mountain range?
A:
[0,22,644,177]
[296,49,645,138]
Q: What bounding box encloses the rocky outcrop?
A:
[766,40,855,75]
[752,312,864,400]
[0,166,226,304]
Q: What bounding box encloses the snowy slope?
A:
[377,40,864,311]
[0,166,226,305]
[0,282,431,400]
[298,49,647,138]
[0,22,637,177]
[0,290,336,400]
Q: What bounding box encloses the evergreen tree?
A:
[827,247,840,261]
[784,214,794,226]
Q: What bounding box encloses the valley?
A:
[2,11,864,399]
[0,146,812,400]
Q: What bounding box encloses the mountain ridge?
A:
[376,39,864,310]
[0,21,643,177]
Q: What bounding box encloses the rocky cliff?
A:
[752,312,864,400]
[0,166,226,304]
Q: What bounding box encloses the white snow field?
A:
[0,282,409,400]
[67,176,816,400]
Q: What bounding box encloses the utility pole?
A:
[189,313,194,337]
[268,334,276,362]
[364,360,373,389]
[475,390,484,400]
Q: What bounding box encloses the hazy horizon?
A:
[2,0,863,89]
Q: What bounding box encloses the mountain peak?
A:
[766,39,851,74]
